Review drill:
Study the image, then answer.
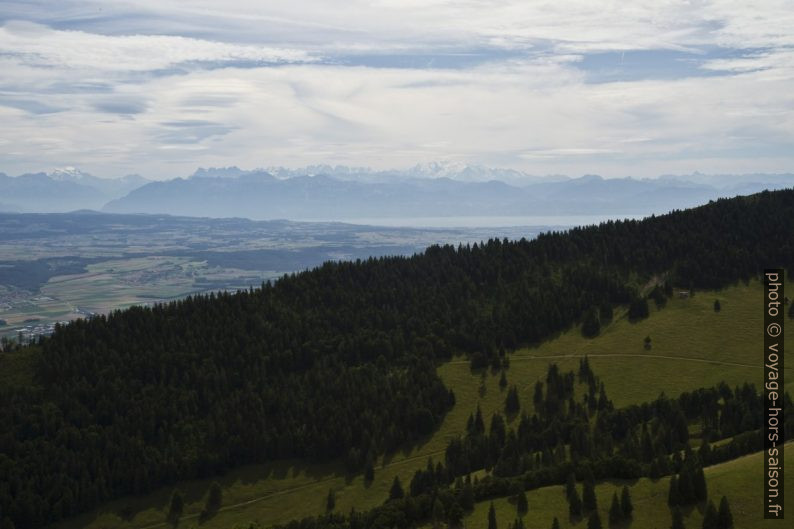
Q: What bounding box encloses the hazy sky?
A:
[1,1,793,179]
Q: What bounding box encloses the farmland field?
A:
[0,211,544,339]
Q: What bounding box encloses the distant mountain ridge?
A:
[104,170,793,220]
[1,164,791,219]
[0,168,149,212]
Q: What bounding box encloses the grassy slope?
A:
[49,279,793,529]
[461,445,793,529]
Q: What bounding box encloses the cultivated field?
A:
[0,212,541,339]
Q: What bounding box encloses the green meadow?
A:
[461,445,793,529]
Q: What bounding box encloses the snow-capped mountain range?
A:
[0,164,791,220]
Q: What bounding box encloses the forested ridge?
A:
[1,189,793,528]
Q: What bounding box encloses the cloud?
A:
[93,98,148,115]
[0,97,64,114]
[0,21,314,71]
[0,1,791,178]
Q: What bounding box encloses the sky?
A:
[0,1,793,180]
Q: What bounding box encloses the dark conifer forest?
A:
[1,189,794,528]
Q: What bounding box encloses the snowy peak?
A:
[49,167,94,181]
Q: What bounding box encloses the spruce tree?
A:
[516,489,528,516]
[713,300,721,312]
[448,501,464,529]
[671,507,685,529]
[201,481,222,518]
[364,457,375,482]
[569,486,583,517]
[668,475,681,506]
[587,510,602,529]
[432,498,445,528]
[609,492,622,525]
[389,476,404,500]
[620,485,633,517]
[693,466,708,502]
[717,496,733,529]
[326,488,335,512]
[565,473,577,500]
[488,502,498,529]
[678,468,695,504]
[461,481,475,510]
[702,500,718,529]
[533,381,544,409]
[499,370,508,389]
[474,405,486,434]
[167,489,184,525]
[629,297,650,321]
[583,479,598,511]
[650,459,662,480]
[505,386,521,414]
[551,517,561,529]
[582,307,601,337]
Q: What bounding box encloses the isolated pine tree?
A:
[533,381,544,408]
[565,473,577,500]
[671,507,685,529]
[587,510,602,529]
[569,486,583,517]
[201,481,222,519]
[505,386,521,414]
[609,492,622,525]
[167,489,184,525]
[693,466,708,502]
[432,498,445,528]
[717,496,733,529]
[702,500,718,529]
[389,476,404,499]
[488,502,498,529]
[474,405,486,434]
[620,485,633,517]
[713,299,721,312]
[461,481,475,510]
[516,489,528,516]
[499,370,508,389]
[326,488,335,511]
[678,468,695,503]
[551,517,561,529]
[583,479,598,511]
[668,475,681,506]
